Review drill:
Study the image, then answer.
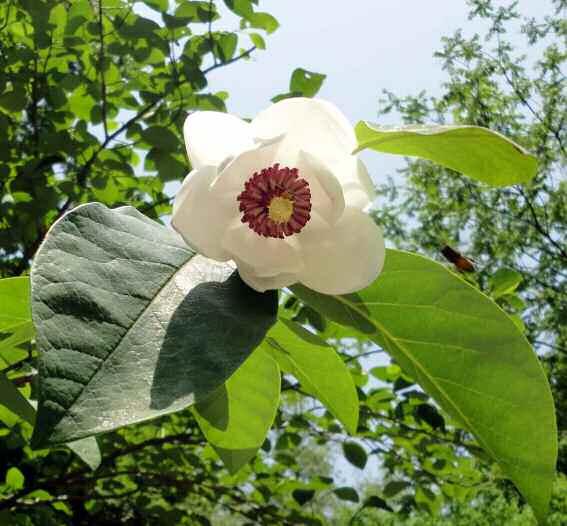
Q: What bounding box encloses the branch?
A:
[98,0,109,140]
[0,432,202,512]
[207,0,217,67]
[56,45,256,218]
[515,186,567,260]
[202,46,256,75]
[344,349,384,363]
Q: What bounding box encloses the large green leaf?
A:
[0,277,35,369]
[31,203,277,447]
[355,122,537,186]
[264,319,358,434]
[194,347,280,473]
[292,249,556,523]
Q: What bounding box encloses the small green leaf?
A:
[290,68,326,98]
[292,488,315,505]
[146,149,187,182]
[65,0,92,34]
[342,441,367,469]
[141,126,179,152]
[0,277,34,369]
[175,1,218,22]
[265,319,358,434]
[383,480,410,497]
[5,467,25,491]
[272,68,326,103]
[355,122,538,186]
[248,12,279,34]
[31,203,277,446]
[0,373,36,425]
[249,32,266,50]
[334,486,359,502]
[293,249,556,522]
[143,0,168,12]
[362,495,393,511]
[194,347,280,474]
[214,33,238,62]
[490,268,523,298]
[0,90,27,113]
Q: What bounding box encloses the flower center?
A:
[268,195,294,223]
[237,163,311,238]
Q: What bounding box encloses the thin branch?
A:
[0,432,202,511]
[344,350,384,363]
[535,340,567,353]
[202,46,256,75]
[207,0,217,67]
[98,0,109,139]
[57,45,256,216]
[515,186,567,259]
[493,36,566,155]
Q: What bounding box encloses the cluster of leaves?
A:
[0,0,277,277]
[372,0,566,479]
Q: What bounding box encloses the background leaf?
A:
[293,249,556,521]
[265,319,358,434]
[271,67,326,102]
[490,268,523,299]
[31,203,277,447]
[342,441,367,469]
[355,122,538,186]
[0,277,34,370]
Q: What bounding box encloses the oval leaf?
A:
[342,441,367,469]
[334,486,359,503]
[31,203,277,447]
[355,121,537,186]
[293,249,556,523]
[194,347,280,474]
[264,319,358,434]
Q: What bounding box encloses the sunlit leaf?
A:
[194,347,280,473]
[293,249,556,522]
[355,122,538,186]
[265,319,358,434]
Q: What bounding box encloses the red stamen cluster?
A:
[237,163,312,238]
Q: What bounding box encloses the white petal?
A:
[171,166,235,261]
[251,98,356,169]
[236,260,298,292]
[211,138,282,197]
[222,218,304,277]
[298,207,385,295]
[297,151,345,225]
[341,158,376,209]
[184,111,254,170]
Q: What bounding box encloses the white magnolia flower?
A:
[172,97,385,294]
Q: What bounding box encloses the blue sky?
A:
[204,0,549,191]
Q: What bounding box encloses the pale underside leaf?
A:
[31,203,277,447]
